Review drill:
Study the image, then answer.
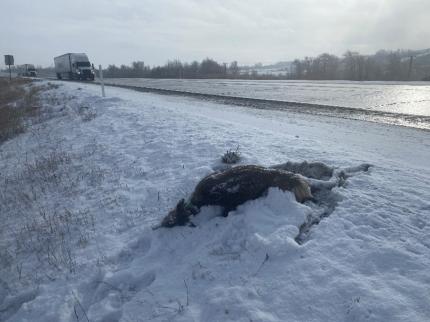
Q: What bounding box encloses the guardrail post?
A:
[99,65,105,97]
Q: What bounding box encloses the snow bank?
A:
[0,81,429,321]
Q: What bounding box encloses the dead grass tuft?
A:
[1,148,103,277]
[0,106,25,142]
[221,145,241,164]
[77,105,97,122]
[0,78,50,144]
[15,208,95,273]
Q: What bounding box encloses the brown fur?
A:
[159,165,312,228]
[271,161,334,180]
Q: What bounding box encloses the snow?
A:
[0,81,429,321]
[103,78,430,117]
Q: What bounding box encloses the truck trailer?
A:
[17,64,37,77]
[54,53,95,81]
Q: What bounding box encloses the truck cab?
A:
[26,64,37,77]
[18,64,37,77]
[71,60,94,80]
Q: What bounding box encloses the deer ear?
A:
[177,199,186,210]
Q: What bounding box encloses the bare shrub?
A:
[23,151,72,185]
[0,81,106,281]
[15,208,95,273]
[22,86,43,115]
[77,105,97,122]
[0,78,30,103]
[0,144,107,279]
[0,150,72,216]
[46,82,60,90]
[221,145,241,164]
[43,92,63,106]
[0,79,28,142]
[0,78,46,144]
[0,105,25,142]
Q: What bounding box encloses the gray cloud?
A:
[1,0,429,67]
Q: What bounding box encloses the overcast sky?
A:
[1,0,429,68]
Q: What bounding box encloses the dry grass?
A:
[221,145,241,164]
[1,148,103,277]
[0,105,25,142]
[0,78,52,144]
[0,79,104,281]
[0,78,29,142]
[77,105,97,122]
[15,208,95,273]
[0,78,30,102]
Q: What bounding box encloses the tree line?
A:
[292,50,430,81]
[102,49,430,81]
[16,48,428,81]
[102,59,241,79]
[102,58,294,79]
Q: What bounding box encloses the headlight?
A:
[76,70,81,74]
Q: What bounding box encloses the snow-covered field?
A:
[104,78,430,116]
[103,78,430,131]
[1,81,429,322]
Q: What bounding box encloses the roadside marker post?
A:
[99,64,105,97]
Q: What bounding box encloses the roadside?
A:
[1,80,429,321]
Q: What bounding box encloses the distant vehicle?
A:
[17,64,37,77]
[54,53,95,81]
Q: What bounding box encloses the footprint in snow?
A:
[109,236,152,268]
[0,288,39,322]
[73,270,156,322]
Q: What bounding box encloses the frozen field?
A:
[0,81,429,321]
[104,78,430,130]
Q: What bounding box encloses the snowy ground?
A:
[103,78,430,117]
[0,81,429,322]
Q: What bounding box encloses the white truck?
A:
[17,64,37,77]
[54,53,95,81]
